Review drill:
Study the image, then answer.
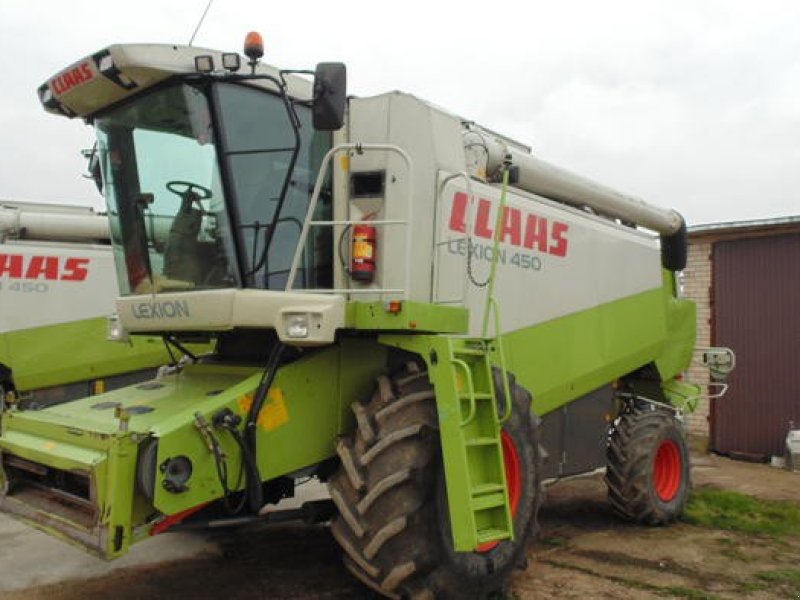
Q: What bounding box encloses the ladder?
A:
[433,336,513,551]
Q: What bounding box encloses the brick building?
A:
[682,216,800,459]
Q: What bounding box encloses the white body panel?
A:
[0,201,119,334]
[0,239,118,333]
[42,44,312,119]
[116,289,345,346]
[433,179,662,335]
[343,93,664,335]
[343,93,467,301]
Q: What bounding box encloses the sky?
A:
[0,0,798,226]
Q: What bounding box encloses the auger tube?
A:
[470,131,684,236]
[0,205,109,240]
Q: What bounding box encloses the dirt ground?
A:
[1,453,798,600]
[513,453,800,599]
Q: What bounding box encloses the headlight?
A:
[285,313,310,339]
[194,55,214,73]
[106,314,129,342]
[221,52,241,72]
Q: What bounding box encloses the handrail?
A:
[481,163,511,337]
[433,172,476,304]
[452,357,478,427]
[486,297,512,425]
[286,143,414,300]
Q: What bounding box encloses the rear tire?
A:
[605,406,691,524]
[328,362,542,599]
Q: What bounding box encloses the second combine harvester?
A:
[0,33,717,599]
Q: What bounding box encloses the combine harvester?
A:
[0,33,730,599]
[0,200,186,407]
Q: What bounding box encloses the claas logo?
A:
[0,254,90,281]
[49,62,96,96]
[449,192,569,257]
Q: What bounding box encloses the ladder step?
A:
[466,437,501,447]
[471,483,505,496]
[457,392,493,401]
[453,347,486,357]
[471,492,507,511]
[476,529,512,544]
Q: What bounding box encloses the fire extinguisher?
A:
[351,224,377,282]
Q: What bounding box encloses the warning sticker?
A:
[237,388,290,432]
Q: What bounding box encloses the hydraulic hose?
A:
[243,342,286,512]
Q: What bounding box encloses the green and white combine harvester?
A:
[0,200,192,407]
[0,33,731,599]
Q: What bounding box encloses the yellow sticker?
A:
[237,389,289,432]
[340,155,350,172]
[42,441,57,451]
[258,387,289,431]
[237,393,254,414]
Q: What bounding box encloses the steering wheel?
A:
[166,180,212,201]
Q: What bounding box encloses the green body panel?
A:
[0,419,136,558]
[654,272,697,381]
[0,428,107,471]
[379,282,696,549]
[502,287,693,416]
[346,301,468,333]
[0,337,387,557]
[152,340,385,515]
[380,335,513,551]
[0,316,173,392]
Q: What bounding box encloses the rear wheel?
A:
[328,363,542,599]
[605,406,690,524]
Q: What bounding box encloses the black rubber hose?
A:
[244,342,286,512]
[229,428,259,514]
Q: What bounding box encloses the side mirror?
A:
[312,62,347,131]
[82,145,103,195]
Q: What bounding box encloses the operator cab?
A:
[42,40,346,298]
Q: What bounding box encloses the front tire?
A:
[328,363,542,599]
[605,406,691,524]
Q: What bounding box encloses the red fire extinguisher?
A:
[351,224,377,282]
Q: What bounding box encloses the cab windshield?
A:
[96,81,332,295]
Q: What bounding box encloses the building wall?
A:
[681,240,712,438]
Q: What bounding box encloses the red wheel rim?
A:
[653,439,682,502]
[477,430,522,553]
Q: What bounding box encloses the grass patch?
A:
[683,488,800,537]
[755,568,800,594]
[737,581,768,593]
[661,587,719,599]
[714,537,752,562]
[540,535,569,548]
